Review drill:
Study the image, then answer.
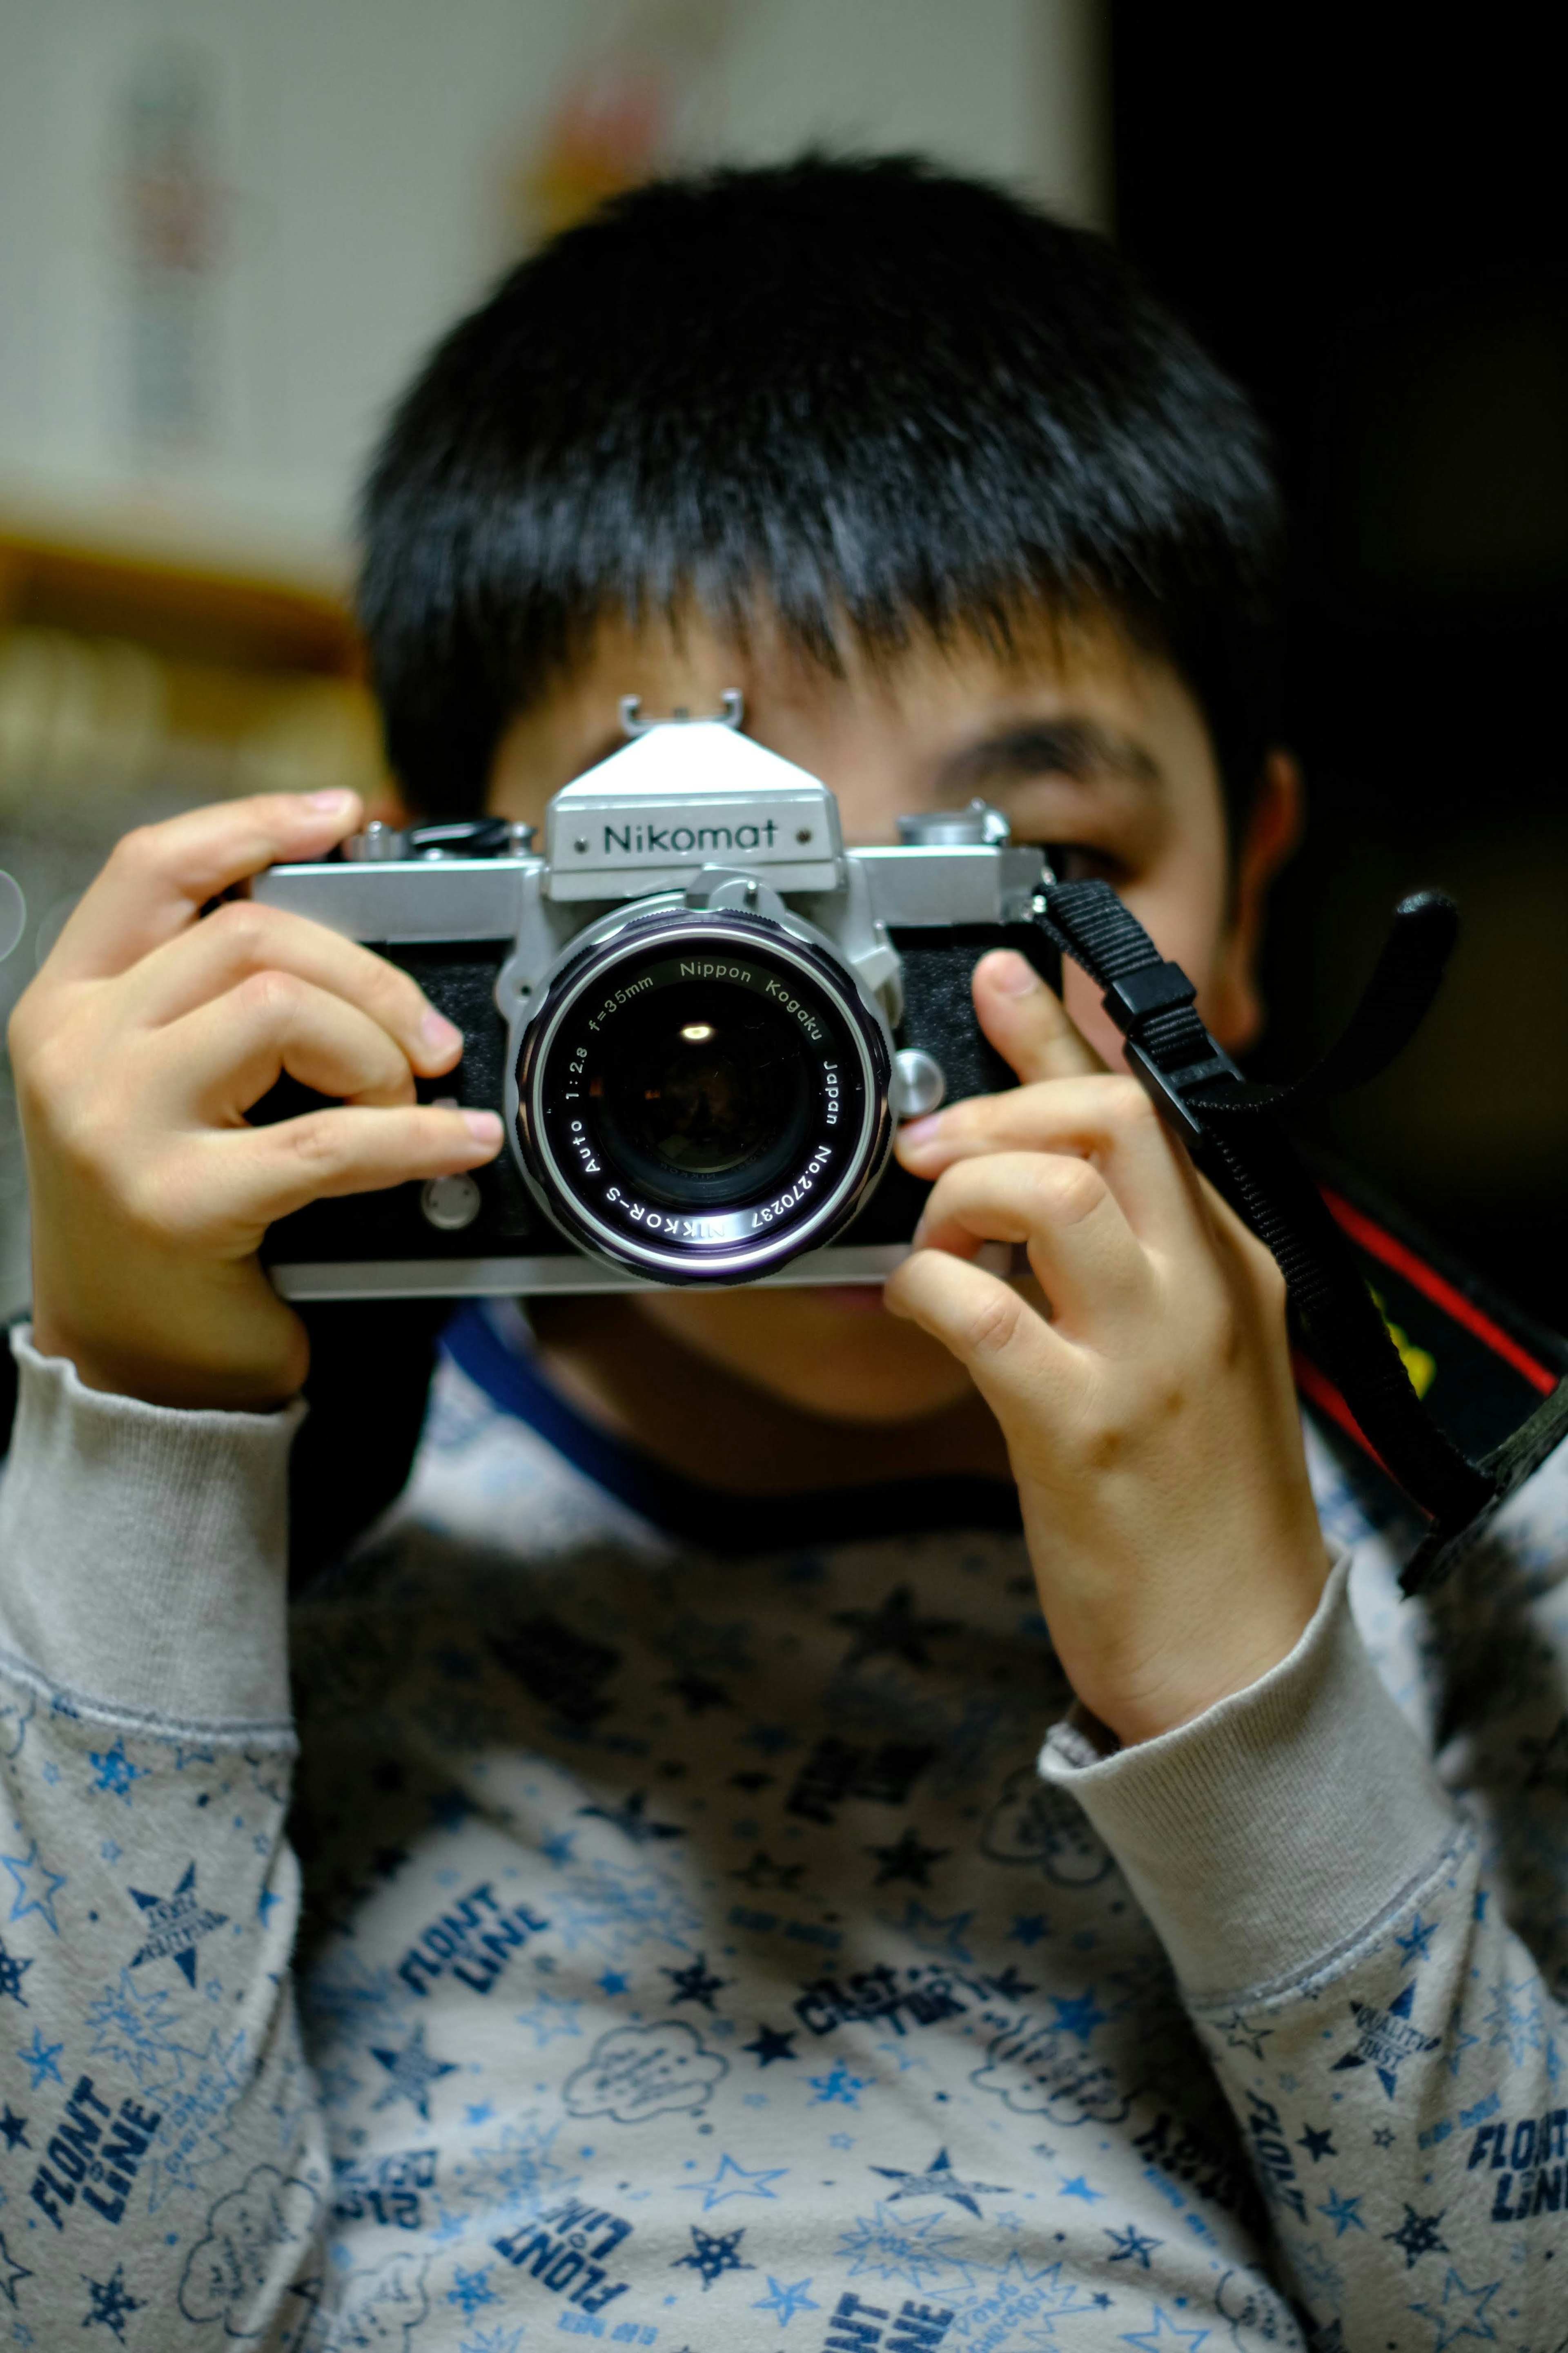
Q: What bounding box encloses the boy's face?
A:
[485,608,1297,1426]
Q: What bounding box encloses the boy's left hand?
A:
[887,948,1330,1749]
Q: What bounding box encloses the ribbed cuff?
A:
[1038,1552,1458,2002]
[0,1327,302,1737]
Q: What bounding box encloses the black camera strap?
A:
[1032,879,1503,1592]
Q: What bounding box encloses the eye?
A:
[1042,841,1127,885]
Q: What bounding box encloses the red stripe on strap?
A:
[1292,1349,1391,1476]
[1321,1189,1557,1397]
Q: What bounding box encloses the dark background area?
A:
[1112,16,1568,1328]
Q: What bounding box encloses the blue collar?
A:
[441,1301,1023,1556]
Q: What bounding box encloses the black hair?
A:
[359,153,1282,820]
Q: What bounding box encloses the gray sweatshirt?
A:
[2,1306,1567,2353]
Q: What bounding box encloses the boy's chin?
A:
[630,1280,977,1425]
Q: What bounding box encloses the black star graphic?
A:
[662,1673,732,1714]
[1104,2222,1163,2267]
[127,1860,229,1990]
[730,1853,804,1892]
[1370,2126,1396,2149]
[82,2263,145,2341]
[832,1584,961,1669]
[0,2228,31,2308]
[743,2024,798,2067]
[671,2224,753,2289]
[1297,2122,1337,2162]
[579,1790,684,1844]
[370,2024,458,2121]
[866,1828,951,1887]
[870,2147,1011,2218]
[662,1954,729,2010]
[1213,2007,1272,2059]
[729,1771,774,1793]
[370,1846,410,1881]
[984,1965,1038,2002]
[0,1938,31,2007]
[428,1786,475,1832]
[0,2107,28,2152]
[1383,2204,1448,2269]
[1331,1983,1439,2099]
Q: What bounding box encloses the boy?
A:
[3,157,1566,2350]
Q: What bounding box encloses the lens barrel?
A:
[515,911,892,1281]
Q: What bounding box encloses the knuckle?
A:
[960,1282,1027,1359]
[236,966,305,1025]
[283,1113,351,1175]
[1103,1074,1157,1132]
[1028,1155,1104,1224]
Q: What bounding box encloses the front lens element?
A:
[517,914,891,1281]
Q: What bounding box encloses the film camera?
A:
[253,696,1057,1297]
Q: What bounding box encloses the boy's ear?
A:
[1205,749,1303,1054]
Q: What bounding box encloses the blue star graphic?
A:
[1009,1914,1049,1947]
[446,2266,497,2316]
[1408,2266,1501,2353]
[1050,1990,1107,2044]
[465,2102,494,2126]
[870,2147,1010,2217]
[1105,2221,1163,2267]
[128,1860,229,1990]
[1395,1914,1437,1967]
[808,2062,873,2107]
[1118,2307,1210,2351]
[540,1832,577,1866]
[679,2153,789,2210]
[370,2024,458,2121]
[1059,2175,1106,2203]
[256,1888,280,1928]
[18,2028,63,2090]
[751,2275,820,2326]
[1317,2187,1366,2236]
[597,1970,629,1996]
[1,1842,67,1936]
[88,1740,148,1807]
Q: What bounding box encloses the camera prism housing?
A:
[252,699,1056,1297]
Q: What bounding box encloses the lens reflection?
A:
[596,980,809,1202]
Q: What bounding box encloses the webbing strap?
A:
[1033,878,1497,1592]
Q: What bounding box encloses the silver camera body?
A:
[252,698,1054,1297]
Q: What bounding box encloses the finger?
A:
[885,1245,1069,1396]
[911,1149,1154,1337]
[969,948,1106,1086]
[43,790,364,984]
[160,972,423,1116]
[897,1071,1208,1256]
[124,899,463,1077]
[211,1102,503,1231]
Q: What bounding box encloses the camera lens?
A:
[516,912,892,1281]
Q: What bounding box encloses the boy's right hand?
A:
[7,791,503,1411]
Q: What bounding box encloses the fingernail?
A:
[462,1109,503,1144]
[423,1008,463,1052]
[988,949,1040,997]
[305,788,353,812]
[899,1113,943,1151]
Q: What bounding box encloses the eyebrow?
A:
[936,718,1163,797]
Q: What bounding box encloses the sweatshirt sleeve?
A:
[1040,1529,1568,2348]
[0,1327,328,2348]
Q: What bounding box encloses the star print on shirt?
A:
[866,1829,951,1888]
[743,2024,797,2066]
[671,2224,754,2289]
[0,2228,31,2308]
[1009,1915,1049,1947]
[18,2028,63,2089]
[87,1739,149,1807]
[1,1840,67,1936]
[0,1936,31,2006]
[662,1955,729,2010]
[678,2153,788,2210]
[1407,2266,1501,2353]
[832,1585,961,1669]
[869,2148,1011,2218]
[82,2262,145,2341]
[1331,1982,1440,2099]
[578,1791,684,1844]
[1103,2221,1163,2266]
[1297,2123,1336,2162]
[1383,2203,1448,2268]
[752,2276,819,2324]
[370,2023,459,2121]
[1049,1991,1107,2044]
[127,1860,229,1989]
[1059,2175,1106,2203]
[1316,2187,1366,2237]
[1394,1914,1437,1967]
[0,2105,29,2150]
[1213,2008,1273,2059]
[1118,2307,1212,2351]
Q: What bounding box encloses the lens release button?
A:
[893,1049,946,1120]
[421,1173,483,1231]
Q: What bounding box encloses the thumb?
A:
[971,948,1106,1085]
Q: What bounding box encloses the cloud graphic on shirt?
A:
[563,2019,728,2123]
[178,2163,321,2334]
[969,2021,1131,2126]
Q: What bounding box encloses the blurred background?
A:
[0,2,1561,1329]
